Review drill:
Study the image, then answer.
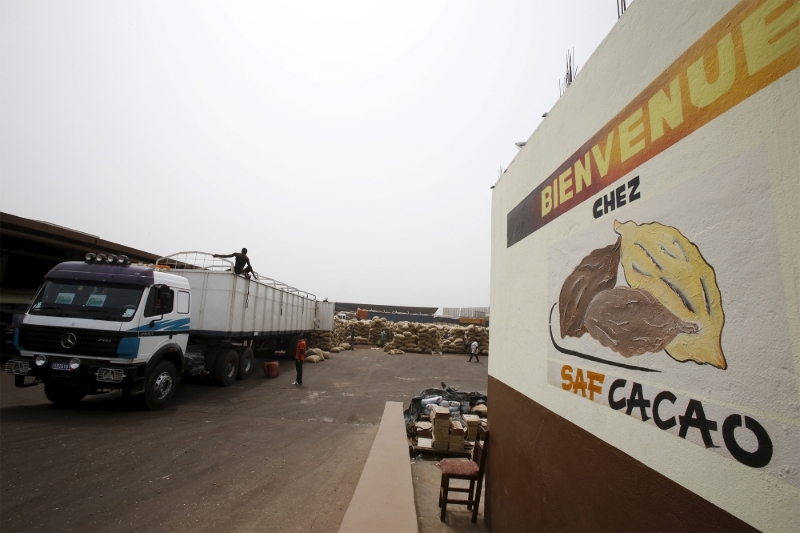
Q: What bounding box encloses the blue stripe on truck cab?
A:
[129,318,191,333]
[13,328,23,351]
[116,337,140,359]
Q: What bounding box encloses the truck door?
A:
[136,284,181,361]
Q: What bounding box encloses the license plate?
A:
[50,362,71,371]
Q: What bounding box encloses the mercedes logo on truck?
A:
[60,332,77,349]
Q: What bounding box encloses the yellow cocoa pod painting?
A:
[613,220,726,369]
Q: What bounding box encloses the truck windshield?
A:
[29,281,144,322]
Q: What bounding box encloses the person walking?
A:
[350,325,356,350]
[463,333,470,355]
[469,338,480,363]
[292,337,307,385]
[379,330,386,347]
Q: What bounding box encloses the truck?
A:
[5,251,334,409]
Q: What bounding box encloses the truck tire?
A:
[237,347,254,380]
[142,360,177,410]
[215,349,239,387]
[44,382,86,406]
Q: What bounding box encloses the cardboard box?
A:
[431,406,451,420]
[449,420,465,436]
[416,437,433,449]
[415,421,433,438]
[433,428,450,440]
[448,440,464,452]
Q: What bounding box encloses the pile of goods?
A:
[404,385,488,454]
[417,324,442,354]
[439,326,466,353]
[369,316,394,344]
[304,348,330,364]
[385,321,419,352]
[320,317,490,356]
[465,324,490,355]
[430,406,452,451]
[310,330,333,351]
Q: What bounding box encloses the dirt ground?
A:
[0,348,487,532]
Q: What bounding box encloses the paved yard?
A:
[1,348,487,532]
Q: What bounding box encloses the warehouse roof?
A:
[0,211,160,263]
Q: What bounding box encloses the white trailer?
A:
[7,252,334,409]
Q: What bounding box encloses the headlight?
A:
[85,253,96,262]
[69,358,81,370]
[96,254,107,262]
[107,254,117,263]
[118,255,129,264]
[35,355,47,366]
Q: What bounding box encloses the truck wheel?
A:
[237,347,254,380]
[44,382,86,406]
[215,349,239,386]
[142,361,177,410]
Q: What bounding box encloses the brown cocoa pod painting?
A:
[584,287,698,357]
[555,220,726,370]
[559,238,620,338]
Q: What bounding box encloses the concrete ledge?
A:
[339,401,418,533]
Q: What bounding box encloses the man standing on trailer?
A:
[292,337,307,385]
[213,248,258,279]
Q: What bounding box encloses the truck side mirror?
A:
[149,285,173,325]
[157,286,173,313]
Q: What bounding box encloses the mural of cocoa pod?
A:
[614,220,727,369]
[584,286,698,357]
[559,238,620,338]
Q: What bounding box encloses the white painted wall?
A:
[490,1,799,531]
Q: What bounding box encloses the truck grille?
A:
[18,325,126,357]
[96,368,125,383]
[6,360,30,375]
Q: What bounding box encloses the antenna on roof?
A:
[617,0,627,18]
[559,48,577,97]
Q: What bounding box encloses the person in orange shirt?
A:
[292,337,307,385]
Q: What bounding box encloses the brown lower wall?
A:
[485,376,756,532]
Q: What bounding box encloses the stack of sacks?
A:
[332,318,350,347]
[390,322,419,352]
[465,325,490,355]
[308,348,329,360]
[431,406,451,451]
[439,326,467,353]
[333,319,372,346]
[310,330,332,351]
[417,324,442,354]
[353,320,370,342]
[449,420,466,452]
[462,414,480,441]
[304,348,328,363]
[369,317,393,344]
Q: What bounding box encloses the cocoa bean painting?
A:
[555,220,727,370]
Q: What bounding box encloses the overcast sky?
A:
[1,0,621,309]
